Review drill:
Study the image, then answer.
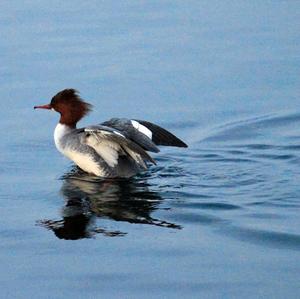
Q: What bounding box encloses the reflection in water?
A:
[38,169,181,240]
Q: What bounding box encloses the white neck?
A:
[54,123,73,153]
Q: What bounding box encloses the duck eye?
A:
[86,132,91,137]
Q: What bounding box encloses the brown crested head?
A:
[50,89,93,127]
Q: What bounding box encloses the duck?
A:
[34,89,187,178]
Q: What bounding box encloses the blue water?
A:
[1,1,300,298]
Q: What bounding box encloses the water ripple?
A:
[222,226,300,251]
[174,202,241,211]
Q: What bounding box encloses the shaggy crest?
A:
[51,89,93,127]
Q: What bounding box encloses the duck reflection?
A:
[38,169,181,240]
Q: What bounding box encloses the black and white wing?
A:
[82,125,156,169]
[134,119,188,148]
[101,118,188,152]
[101,118,159,153]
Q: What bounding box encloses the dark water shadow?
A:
[37,169,181,240]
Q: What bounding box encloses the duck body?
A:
[35,89,187,178]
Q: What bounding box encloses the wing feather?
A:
[84,125,156,169]
[135,120,188,148]
[101,118,187,149]
[101,118,160,153]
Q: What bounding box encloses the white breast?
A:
[54,123,72,154]
[54,123,106,176]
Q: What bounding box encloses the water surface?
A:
[1,1,300,298]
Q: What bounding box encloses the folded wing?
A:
[101,118,187,152]
[83,125,156,169]
[135,119,188,148]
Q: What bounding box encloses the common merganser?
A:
[34,89,187,178]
